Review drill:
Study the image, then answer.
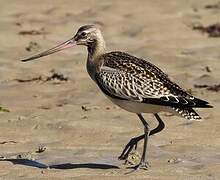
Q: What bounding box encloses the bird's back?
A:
[96,51,212,109]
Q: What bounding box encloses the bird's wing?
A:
[101,51,188,97]
[95,51,211,108]
[95,68,210,108]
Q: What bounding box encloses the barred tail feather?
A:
[173,107,201,121]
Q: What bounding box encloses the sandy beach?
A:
[0,0,219,179]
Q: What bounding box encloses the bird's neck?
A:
[86,36,106,81]
[87,36,106,62]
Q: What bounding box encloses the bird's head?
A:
[21,24,104,62]
[74,25,102,46]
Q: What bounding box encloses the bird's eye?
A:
[81,32,87,37]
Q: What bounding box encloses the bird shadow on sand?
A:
[0,158,119,170]
[49,163,119,169]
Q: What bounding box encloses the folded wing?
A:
[95,68,212,108]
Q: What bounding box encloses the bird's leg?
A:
[151,113,165,136]
[118,113,165,160]
[132,114,150,170]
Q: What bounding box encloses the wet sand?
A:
[0,0,219,179]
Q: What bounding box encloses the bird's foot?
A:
[135,161,151,170]
[129,160,150,171]
[125,160,150,174]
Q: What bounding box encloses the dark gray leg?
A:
[118,113,165,160]
[134,113,150,169]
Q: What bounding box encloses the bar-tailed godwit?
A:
[21,25,212,170]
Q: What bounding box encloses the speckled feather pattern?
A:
[95,51,211,120]
[172,107,201,120]
[99,52,188,96]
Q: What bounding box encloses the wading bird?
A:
[21,25,212,170]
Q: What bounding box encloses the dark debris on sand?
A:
[15,70,68,83]
[18,28,49,36]
[205,2,220,9]
[15,76,43,83]
[193,23,220,37]
[194,84,220,92]
[45,70,68,82]
[0,140,17,144]
[81,105,90,111]
[204,66,212,73]
[25,41,40,52]
[35,146,46,153]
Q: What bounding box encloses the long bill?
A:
[21,37,76,62]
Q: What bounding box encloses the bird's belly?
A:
[108,97,170,114]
